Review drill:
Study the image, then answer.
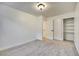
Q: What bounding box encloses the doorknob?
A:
[51,30,54,31]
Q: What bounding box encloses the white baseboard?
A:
[0,39,36,51]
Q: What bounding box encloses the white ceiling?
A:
[1,2,76,17]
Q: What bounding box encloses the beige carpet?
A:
[0,40,79,56]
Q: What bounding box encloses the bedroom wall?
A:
[74,3,79,54]
[0,4,42,50]
[47,12,74,40]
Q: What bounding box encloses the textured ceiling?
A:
[1,2,76,17]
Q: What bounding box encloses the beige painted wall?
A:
[43,17,49,40]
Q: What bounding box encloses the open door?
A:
[63,17,74,41]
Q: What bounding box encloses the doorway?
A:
[63,17,74,41]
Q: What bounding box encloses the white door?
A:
[47,19,54,40]
[64,18,74,41]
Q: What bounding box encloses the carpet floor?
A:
[0,40,79,56]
